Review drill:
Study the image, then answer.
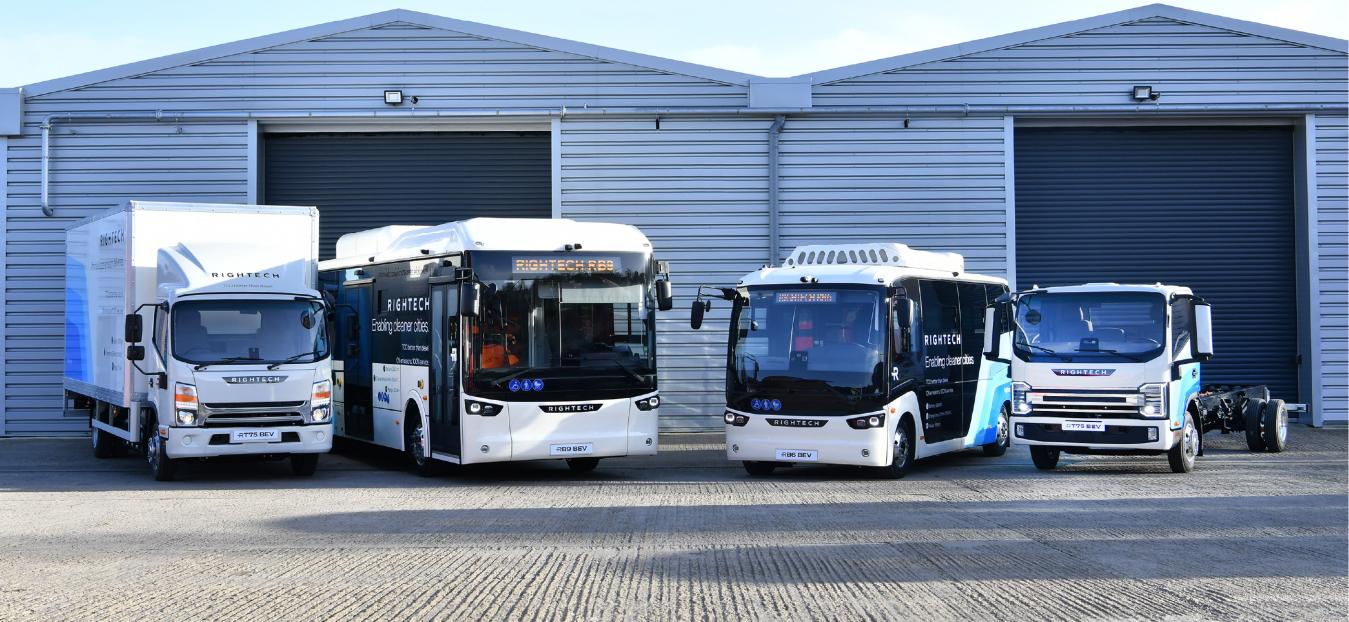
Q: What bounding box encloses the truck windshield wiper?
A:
[1080,347,1148,362]
[267,351,317,370]
[1018,342,1060,356]
[193,356,263,371]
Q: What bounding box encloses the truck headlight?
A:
[1011,382,1032,415]
[1139,383,1166,418]
[175,409,197,426]
[308,380,333,423]
[174,383,198,411]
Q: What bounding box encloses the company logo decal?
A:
[541,404,602,413]
[210,272,281,279]
[223,376,286,384]
[1052,368,1116,377]
[376,387,392,404]
[385,297,429,312]
[750,398,783,412]
[766,418,826,428]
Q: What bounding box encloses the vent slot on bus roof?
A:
[784,243,964,273]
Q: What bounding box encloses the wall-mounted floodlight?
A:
[1131,85,1160,101]
[383,90,404,105]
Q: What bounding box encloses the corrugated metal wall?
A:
[1315,113,1348,423]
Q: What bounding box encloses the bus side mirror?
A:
[893,297,914,353]
[1194,302,1214,360]
[656,279,674,311]
[690,299,708,330]
[460,282,481,317]
[124,313,143,343]
[126,345,145,362]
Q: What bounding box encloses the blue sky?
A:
[4,0,1346,86]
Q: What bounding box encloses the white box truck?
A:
[65,201,334,480]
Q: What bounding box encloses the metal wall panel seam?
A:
[1304,114,1324,426]
[0,136,7,435]
[1004,115,1017,289]
[551,117,562,219]
[246,119,258,204]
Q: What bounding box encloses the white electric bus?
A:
[320,218,673,474]
[692,243,1013,477]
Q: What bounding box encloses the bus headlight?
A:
[1139,383,1166,418]
[1011,382,1032,415]
[847,414,885,429]
[635,395,660,411]
[465,400,501,416]
[724,411,749,426]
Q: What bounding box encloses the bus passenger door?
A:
[338,281,374,441]
[918,280,963,444]
[429,283,461,456]
[957,282,992,442]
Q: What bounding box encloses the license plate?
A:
[230,429,280,443]
[1062,421,1106,433]
[550,443,594,456]
[775,449,818,461]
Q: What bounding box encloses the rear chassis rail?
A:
[1194,385,1269,434]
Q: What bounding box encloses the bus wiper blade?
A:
[193,356,263,371]
[1081,347,1147,362]
[488,368,532,388]
[267,351,317,370]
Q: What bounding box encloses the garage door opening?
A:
[263,131,552,259]
[1015,125,1299,401]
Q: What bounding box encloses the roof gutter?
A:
[767,115,787,267]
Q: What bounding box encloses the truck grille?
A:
[1030,389,1142,419]
[201,402,306,427]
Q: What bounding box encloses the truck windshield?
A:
[172,300,328,366]
[728,286,887,414]
[1013,291,1166,362]
[466,251,656,401]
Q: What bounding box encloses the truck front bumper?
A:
[164,423,333,459]
[1010,416,1179,452]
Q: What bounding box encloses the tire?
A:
[1244,398,1267,452]
[566,458,601,473]
[1168,413,1198,473]
[91,425,117,459]
[290,453,319,476]
[143,413,176,482]
[1262,398,1289,453]
[880,418,916,479]
[743,461,776,477]
[1030,446,1060,470]
[404,410,440,477]
[982,405,1011,457]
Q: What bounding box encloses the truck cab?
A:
[986,282,1216,473]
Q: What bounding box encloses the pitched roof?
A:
[800,3,1347,84]
[21,8,756,97]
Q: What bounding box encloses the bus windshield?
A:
[1013,291,1166,362]
[172,299,328,366]
[466,251,656,401]
[729,286,887,414]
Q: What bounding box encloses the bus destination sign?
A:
[774,291,837,304]
[513,256,619,274]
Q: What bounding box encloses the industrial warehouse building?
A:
[1,4,1345,434]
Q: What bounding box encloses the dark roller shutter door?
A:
[1015,126,1298,401]
[264,132,551,259]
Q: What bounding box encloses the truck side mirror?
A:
[1194,302,1214,360]
[126,345,146,362]
[655,279,674,311]
[460,282,481,317]
[690,299,708,330]
[124,313,143,343]
[982,307,998,360]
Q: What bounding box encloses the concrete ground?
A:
[0,427,1344,621]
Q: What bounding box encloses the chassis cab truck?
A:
[64,201,333,481]
[986,282,1287,474]
[692,243,1013,477]
[319,218,674,475]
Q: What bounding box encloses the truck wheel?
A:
[982,405,1011,457]
[567,458,601,473]
[743,461,776,477]
[144,427,176,482]
[91,426,117,459]
[404,410,440,477]
[1168,414,1198,473]
[880,418,916,479]
[1030,446,1060,470]
[290,454,319,476]
[1262,399,1288,453]
[1244,398,1267,452]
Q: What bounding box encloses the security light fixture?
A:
[1131,85,1160,101]
[383,90,404,105]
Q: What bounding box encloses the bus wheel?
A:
[1244,398,1267,452]
[1168,415,1198,473]
[1030,446,1059,470]
[743,461,776,477]
[91,426,117,459]
[567,458,600,473]
[982,405,1011,457]
[290,454,319,476]
[881,418,915,479]
[405,411,440,477]
[1262,399,1288,453]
